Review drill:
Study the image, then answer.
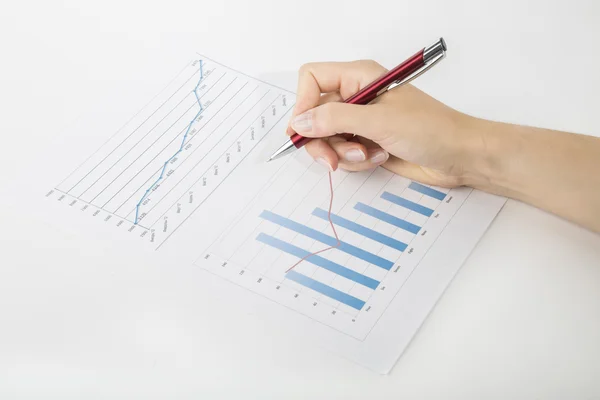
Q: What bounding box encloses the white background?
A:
[1,1,599,398]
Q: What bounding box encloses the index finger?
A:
[292,60,388,118]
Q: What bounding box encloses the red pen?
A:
[267,37,447,162]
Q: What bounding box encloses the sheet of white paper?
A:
[38,55,505,373]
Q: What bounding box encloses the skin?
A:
[286,60,600,233]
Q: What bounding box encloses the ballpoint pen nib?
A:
[266,139,296,162]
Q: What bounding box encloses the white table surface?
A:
[1,1,599,398]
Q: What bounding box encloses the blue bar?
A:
[256,233,380,289]
[312,208,408,252]
[380,192,434,217]
[408,182,446,200]
[286,270,366,310]
[259,210,393,270]
[354,203,422,233]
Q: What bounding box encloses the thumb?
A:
[290,102,389,142]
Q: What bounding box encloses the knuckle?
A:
[298,62,315,76]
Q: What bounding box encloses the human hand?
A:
[287,60,482,187]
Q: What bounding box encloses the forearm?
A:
[466,118,600,233]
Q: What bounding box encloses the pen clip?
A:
[386,50,446,92]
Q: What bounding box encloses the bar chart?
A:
[197,152,472,339]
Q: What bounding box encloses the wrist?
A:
[458,116,509,193]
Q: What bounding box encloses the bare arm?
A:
[469,120,600,232]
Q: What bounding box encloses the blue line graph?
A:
[134,60,205,224]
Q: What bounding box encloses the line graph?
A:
[126,86,265,225]
[134,60,205,224]
[106,76,236,215]
[130,90,270,224]
[50,56,295,248]
[89,71,226,206]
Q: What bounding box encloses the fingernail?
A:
[315,157,333,171]
[344,149,366,162]
[291,111,312,133]
[370,150,388,164]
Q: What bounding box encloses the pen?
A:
[267,37,447,162]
